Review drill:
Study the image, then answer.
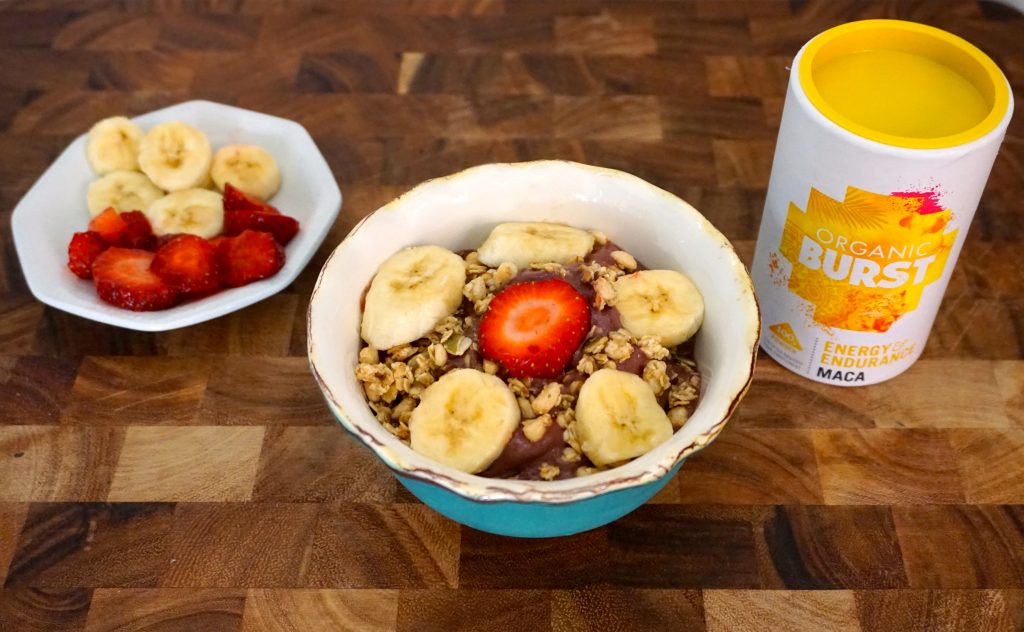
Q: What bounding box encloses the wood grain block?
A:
[191,51,301,95]
[706,55,789,98]
[0,10,79,48]
[88,52,197,91]
[893,506,1024,589]
[554,15,656,55]
[0,503,28,585]
[732,359,875,429]
[156,14,261,51]
[159,503,318,589]
[711,139,773,188]
[157,294,298,357]
[5,503,175,588]
[675,428,823,504]
[867,360,1010,428]
[661,96,770,140]
[608,505,760,588]
[297,52,399,93]
[0,426,124,502]
[551,588,705,632]
[242,589,397,632]
[30,310,159,359]
[0,587,92,632]
[950,429,1024,503]
[83,588,245,632]
[855,589,1017,632]
[306,504,458,589]
[459,528,607,589]
[0,294,46,355]
[52,12,160,51]
[397,589,548,632]
[655,16,755,56]
[762,506,907,589]
[0,356,78,424]
[554,96,660,140]
[253,427,396,503]
[813,429,965,504]
[63,357,211,426]
[704,590,859,632]
[197,357,332,426]
[994,360,1023,426]
[107,427,264,502]
[924,297,1020,359]
[0,50,90,91]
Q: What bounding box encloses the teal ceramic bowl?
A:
[308,161,759,538]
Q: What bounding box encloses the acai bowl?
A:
[308,161,760,538]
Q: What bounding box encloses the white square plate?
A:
[11,100,342,332]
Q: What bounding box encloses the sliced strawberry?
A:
[87,208,156,249]
[119,210,157,250]
[67,231,107,279]
[151,235,222,294]
[218,229,285,288]
[88,207,128,245]
[91,248,179,311]
[478,279,591,379]
[223,210,300,245]
[223,182,280,214]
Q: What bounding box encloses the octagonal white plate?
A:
[11,100,342,332]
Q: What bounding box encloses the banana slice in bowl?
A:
[210,144,282,201]
[86,170,165,217]
[144,188,224,239]
[86,116,145,175]
[360,245,466,350]
[138,121,213,192]
[477,221,594,269]
[613,269,705,347]
[409,369,521,474]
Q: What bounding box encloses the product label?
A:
[778,186,957,333]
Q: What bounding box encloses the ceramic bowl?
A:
[308,161,759,537]
[11,100,342,332]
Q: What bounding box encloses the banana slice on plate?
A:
[360,245,466,350]
[210,144,281,201]
[144,188,224,238]
[409,368,521,473]
[138,121,213,192]
[477,222,595,269]
[86,116,145,175]
[613,269,704,347]
[574,368,674,467]
[86,170,165,217]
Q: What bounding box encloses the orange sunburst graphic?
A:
[779,186,957,333]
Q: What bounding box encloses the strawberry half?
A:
[224,210,300,245]
[67,231,107,279]
[88,208,156,250]
[218,229,285,287]
[91,248,180,311]
[479,279,591,379]
[151,235,221,294]
[223,182,280,214]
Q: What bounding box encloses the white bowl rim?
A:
[308,160,760,504]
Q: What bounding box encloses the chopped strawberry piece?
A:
[223,182,280,214]
[87,208,156,249]
[91,248,180,311]
[151,235,222,294]
[119,210,157,250]
[478,279,591,379]
[88,207,128,245]
[218,229,285,288]
[67,231,107,279]
[223,210,300,245]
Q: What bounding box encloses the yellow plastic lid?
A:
[798,19,1011,149]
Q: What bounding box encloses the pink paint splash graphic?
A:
[891,189,944,215]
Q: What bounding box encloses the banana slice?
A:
[360,245,466,350]
[144,188,224,238]
[574,368,674,467]
[409,368,520,473]
[613,269,704,347]
[210,144,281,201]
[86,170,165,217]
[86,116,144,175]
[477,222,595,269]
[138,121,213,192]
